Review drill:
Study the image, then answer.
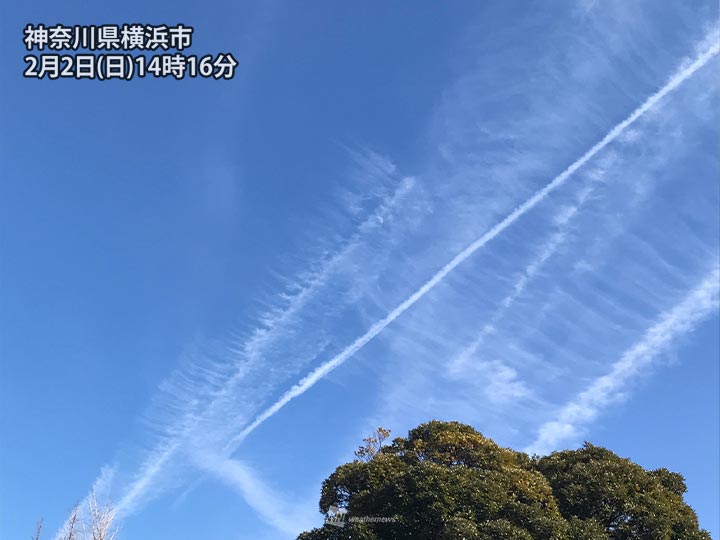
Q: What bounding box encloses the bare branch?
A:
[62,506,80,540]
[32,518,42,540]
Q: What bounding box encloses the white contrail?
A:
[447,228,567,376]
[526,264,720,456]
[225,41,720,452]
[194,454,317,535]
[449,168,607,376]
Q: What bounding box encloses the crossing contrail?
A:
[224,40,720,453]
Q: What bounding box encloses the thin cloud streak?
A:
[526,263,720,455]
[224,39,719,453]
[197,455,316,536]
[447,180,596,376]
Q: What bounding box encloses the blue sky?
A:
[1,1,719,539]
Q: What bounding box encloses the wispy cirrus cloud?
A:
[221,34,719,457]
[63,6,719,538]
[359,16,719,440]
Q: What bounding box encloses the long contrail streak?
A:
[525,264,720,455]
[225,41,720,452]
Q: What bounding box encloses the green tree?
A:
[298,421,711,540]
[536,443,710,540]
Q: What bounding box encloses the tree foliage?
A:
[298,421,711,540]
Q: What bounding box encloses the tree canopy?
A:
[297,421,711,540]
